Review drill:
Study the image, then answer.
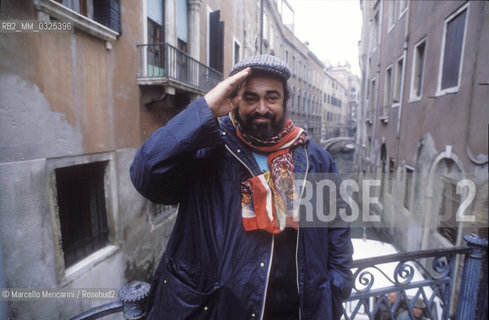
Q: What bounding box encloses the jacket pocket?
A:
[148,266,220,320]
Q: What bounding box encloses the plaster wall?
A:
[0,1,176,318]
[0,148,174,319]
[0,1,141,163]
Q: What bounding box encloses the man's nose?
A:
[255,98,268,115]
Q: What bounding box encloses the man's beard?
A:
[234,109,285,140]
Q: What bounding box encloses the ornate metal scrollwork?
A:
[393,261,415,286]
[432,256,451,278]
[354,269,374,293]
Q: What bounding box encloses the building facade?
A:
[356,0,488,255]
[321,71,349,140]
[0,0,344,318]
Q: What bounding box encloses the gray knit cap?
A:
[229,54,291,81]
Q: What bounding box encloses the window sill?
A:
[408,95,422,103]
[63,245,119,286]
[34,0,119,42]
[379,115,389,124]
[435,87,459,97]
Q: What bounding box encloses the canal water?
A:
[327,142,390,243]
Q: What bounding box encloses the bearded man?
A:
[130,55,353,320]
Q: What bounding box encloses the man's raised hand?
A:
[204,67,251,118]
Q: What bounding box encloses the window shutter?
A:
[93,0,122,34]
[209,10,224,73]
[177,0,188,43]
[147,0,163,26]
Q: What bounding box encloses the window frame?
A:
[47,152,119,285]
[392,54,405,108]
[382,64,393,116]
[435,2,470,96]
[436,175,463,245]
[232,37,242,66]
[35,0,119,42]
[409,38,426,102]
[387,0,396,33]
[369,10,380,53]
[403,165,415,211]
[55,161,110,269]
[367,77,376,121]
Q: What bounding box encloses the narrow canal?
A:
[326,141,390,243]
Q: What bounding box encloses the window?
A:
[380,143,387,200]
[56,0,86,15]
[291,88,295,110]
[55,161,109,268]
[367,137,372,158]
[387,0,396,32]
[410,39,426,101]
[383,66,392,115]
[438,177,461,245]
[233,39,241,65]
[177,0,188,50]
[368,78,376,119]
[292,56,295,75]
[54,0,121,33]
[209,10,224,73]
[393,56,404,105]
[369,11,379,52]
[269,26,275,50]
[146,0,164,77]
[438,4,468,93]
[388,158,396,194]
[404,166,414,210]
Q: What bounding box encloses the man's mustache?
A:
[248,113,274,121]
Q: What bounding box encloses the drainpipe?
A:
[0,237,8,319]
[464,0,488,166]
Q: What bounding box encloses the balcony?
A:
[137,43,222,94]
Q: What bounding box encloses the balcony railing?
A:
[342,234,488,320]
[70,234,487,320]
[137,42,222,94]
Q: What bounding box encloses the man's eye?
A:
[244,97,256,103]
[268,96,279,102]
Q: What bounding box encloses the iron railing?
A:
[70,234,487,320]
[137,42,222,93]
[343,234,488,320]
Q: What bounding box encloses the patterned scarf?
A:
[233,116,309,233]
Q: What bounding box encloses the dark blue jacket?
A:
[130,97,353,320]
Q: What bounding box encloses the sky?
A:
[287,0,363,76]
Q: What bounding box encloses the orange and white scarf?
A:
[235,119,309,234]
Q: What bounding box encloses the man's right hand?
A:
[204,68,251,118]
